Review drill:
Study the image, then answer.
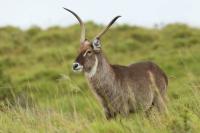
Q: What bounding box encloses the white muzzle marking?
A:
[72,63,83,72]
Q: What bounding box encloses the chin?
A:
[73,67,83,73]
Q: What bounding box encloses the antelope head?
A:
[64,8,121,74]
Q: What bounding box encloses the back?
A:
[111,61,168,95]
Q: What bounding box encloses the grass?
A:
[0,23,200,132]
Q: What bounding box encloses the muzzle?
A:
[72,62,83,72]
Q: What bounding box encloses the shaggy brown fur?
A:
[64,8,168,119]
[85,52,168,119]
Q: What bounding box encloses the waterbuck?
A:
[64,8,168,119]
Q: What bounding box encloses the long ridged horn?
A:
[63,8,86,43]
[95,16,121,39]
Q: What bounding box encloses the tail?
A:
[162,72,168,86]
[150,62,168,87]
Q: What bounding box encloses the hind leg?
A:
[153,94,168,112]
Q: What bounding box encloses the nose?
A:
[72,63,80,70]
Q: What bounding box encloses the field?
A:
[0,23,200,133]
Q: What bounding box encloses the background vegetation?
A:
[0,22,200,133]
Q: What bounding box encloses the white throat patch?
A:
[86,55,98,78]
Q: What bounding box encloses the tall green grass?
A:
[0,23,200,132]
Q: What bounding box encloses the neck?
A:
[85,53,121,115]
[85,53,115,90]
[85,55,99,78]
[85,52,115,87]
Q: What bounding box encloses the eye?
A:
[87,50,92,54]
[83,50,92,57]
[86,50,93,56]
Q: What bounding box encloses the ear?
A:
[92,38,101,51]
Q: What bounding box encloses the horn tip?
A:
[63,7,70,11]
